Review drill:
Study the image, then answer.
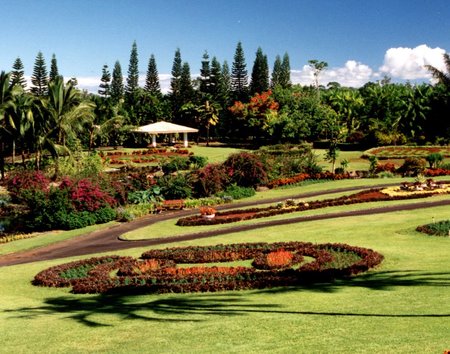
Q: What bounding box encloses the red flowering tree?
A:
[228,90,279,139]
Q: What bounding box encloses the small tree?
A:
[368,155,379,176]
[325,141,339,174]
[426,153,443,169]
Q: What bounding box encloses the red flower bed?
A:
[33,242,384,294]
[424,168,450,177]
[268,172,350,188]
[175,188,431,227]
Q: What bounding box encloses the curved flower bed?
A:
[363,146,450,159]
[416,220,450,237]
[176,187,448,227]
[33,242,384,294]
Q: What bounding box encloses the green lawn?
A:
[1,179,450,353]
[190,145,245,163]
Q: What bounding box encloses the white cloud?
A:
[379,44,446,80]
[291,60,374,87]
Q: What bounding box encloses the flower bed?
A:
[176,187,447,227]
[268,172,350,188]
[363,146,450,159]
[416,220,450,237]
[33,242,384,294]
[101,148,192,166]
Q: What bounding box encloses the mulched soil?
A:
[1,182,449,267]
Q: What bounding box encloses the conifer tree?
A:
[180,62,194,103]
[231,41,248,100]
[126,41,139,95]
[250,47,269,95]
[110,61,124,103]
[170,48,182,95]
[10,57,27,88]
[280,52,291,88]
[221,60,232,100]
[30,51,48,96]
[210,56,223,101]
[271,55,282,88]
[144,54,161,95]
[199,51,211,95]
[98,64,111,97]
[49,54,60,82]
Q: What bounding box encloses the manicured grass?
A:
[314,149,370,171]
[190,145,245,163]
[121,193,450,241]
[1,202,450,353]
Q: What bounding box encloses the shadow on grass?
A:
[258,269,450,295]
[4,269,450,327]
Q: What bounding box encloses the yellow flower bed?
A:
[381,184,450,197]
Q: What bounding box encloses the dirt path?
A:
[0,183,447,267]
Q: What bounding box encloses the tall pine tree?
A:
[199,51,211,95]
[280,52,291,88]
[231,41,248,101]
[250,47,269,95]
[170,48,183,118]
[170,48,182,95]
[180,62,194,104]
[210,56,223,101]
[49,54,60,82]
[98,64,111,97]
[30,51,48,96]
[126,41,139,95]
[271,55,282,88]
[110,61,124,103]
[10,57,27,88]
[144,54,161,95]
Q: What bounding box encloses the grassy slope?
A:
[1,200,450,353]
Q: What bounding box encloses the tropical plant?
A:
[33,77,95,174]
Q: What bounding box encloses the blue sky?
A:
[1,0,449,92]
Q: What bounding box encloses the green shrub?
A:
[127,186,163,204]
[94,207,117,224]
[188,155,208,169]
[426,153,444,168]
[60,211,97,230]
[158,174,192,199]
[218,184,256,200]
[161,156,190,174]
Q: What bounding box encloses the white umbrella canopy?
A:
[132,121,198,147]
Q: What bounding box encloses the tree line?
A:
[0,41,449,178]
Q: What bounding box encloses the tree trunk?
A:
[0,142,5,180]
[12,139,15,164]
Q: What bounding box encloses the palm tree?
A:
[198,100,220,146]
[4,89,35,164]
[425,52,450,89]
[328,88,364,138]
[34,77,94,175]
[0,71,15,179]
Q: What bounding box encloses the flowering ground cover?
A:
[363,145,450,159]
[32,241,383,294]
[100,147,191,166]
[176,182,450,227]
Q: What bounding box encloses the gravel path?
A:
[0,182,448,267]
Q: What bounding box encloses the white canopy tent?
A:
[132,121,198,148]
